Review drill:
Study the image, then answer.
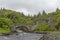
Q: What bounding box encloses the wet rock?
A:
[1,32,13,36]
[39,33,60,40]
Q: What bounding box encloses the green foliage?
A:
[0,8,60,33]
[0,18,13,28]
[25,18,34,24]
[0,18,13,33]
[34,21,49,31]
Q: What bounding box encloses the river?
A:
[0,32,43,40]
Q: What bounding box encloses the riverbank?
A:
[0,31,60,36]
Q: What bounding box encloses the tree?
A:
[21,12,25,17]
[0,18,13,33]
[34,14,36,18]
[56,8,60,12]
[0,18,13,28]
[34,21,49,31]
[42,10,46,15]
[37,12,41,18]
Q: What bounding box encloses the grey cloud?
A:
[0,0,59,15]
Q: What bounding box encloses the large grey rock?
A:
[40,33,60,40]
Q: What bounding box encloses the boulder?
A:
[39,33,60,40]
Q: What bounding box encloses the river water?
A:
[0,32,43,40]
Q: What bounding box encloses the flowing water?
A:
[0,32,43,40]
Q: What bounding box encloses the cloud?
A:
[16,8,31,16]
[0,0,59,15]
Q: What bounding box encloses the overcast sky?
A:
[0,0,60,16]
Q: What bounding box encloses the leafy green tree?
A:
[0,18,13,33]
[34,21,49,31]
[0,18,13,28]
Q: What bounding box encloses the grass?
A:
[0,28,10,33]
[34,31,60,35]
[51,31,60,35]
[43,31,60,35]
[0,28,10,36]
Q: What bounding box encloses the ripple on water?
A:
[0,33,43,40]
